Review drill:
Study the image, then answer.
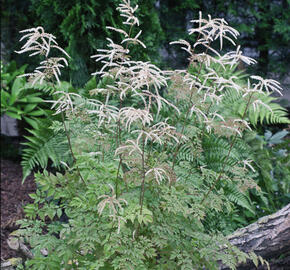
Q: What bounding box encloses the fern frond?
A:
[221,88,289,126]
[21,120,69,181]
[226,185,255,214]
[24,82,56,95]
[202,136,237,172]
[247,95,290,126]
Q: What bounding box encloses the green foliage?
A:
[12,2,285,269]
[222,89,290,126]
[244,129,290,217]
[21,119,70,181]
[28,0,164,86]
[1,61,47,129]
[15,160,253,269]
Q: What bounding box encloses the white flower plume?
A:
[49,91,81,114]
[250,76,283,96]
[119,107,153,131]
[98,184,128,216]
[15,27,70,85]
[189,11,239,50]
[117,0,140,27]
[145,168,169,185]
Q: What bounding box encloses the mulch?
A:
[1,159,36,261]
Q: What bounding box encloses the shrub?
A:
[12,0,289,269]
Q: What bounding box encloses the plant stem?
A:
[61,111,86,184]
[171,42,211,171]
[114,24,135,197]
[139,131,146,214]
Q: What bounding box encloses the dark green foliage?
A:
[1,61,49,129]
[225,0,290,75]
[2,0,289,81]
[27,0,163,86]
[245,129,290,217]
[158,0,290,76]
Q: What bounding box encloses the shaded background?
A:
[1,0,289,95]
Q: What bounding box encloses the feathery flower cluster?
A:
[16,27,70,85]
[97,184,128,216]
[15,27,69,58]
[189,11,239,50]
[145,168,169,185]
[49,92,81,115]
[97,184,128,234]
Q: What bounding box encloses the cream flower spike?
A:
[117,0,140,26]
[15,26,70,58]
[145,168,169,185]
[97,184,128,216]
[169,40,192,55]
[119,107,153,131]
[49,92,82,115]
[189,11,239,50]
[115,139,142,156]
[121,30,146,48]
[106,26,129,37]
[222,46,257,68]
[250,76,283,96]
[16,26,70,85]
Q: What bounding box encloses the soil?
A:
[1,159,36,261]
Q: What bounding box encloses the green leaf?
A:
[6,111,22,120]
[85,76,97,91]
[10,77,25,104]
[25,96,44,103]
[29,193,37,200]
[23,103,37,113]
[28,109,46,116]
[57,208,62,218]
[23,116,39,129]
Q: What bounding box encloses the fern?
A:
[248,95,290,126]
[225,185,255,214]
[222,88,289,126]
[21,119,70,181]
[202,135,238,173]
[24,81,56,95]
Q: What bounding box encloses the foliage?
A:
[12,1,289,269]
[0,61,72,178]
[19,78,98,180]
[25,0,164,86]
[21,118,70,181]
[244,129,290,217]
[1,61,47,129]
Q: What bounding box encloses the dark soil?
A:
[1,159,36,261]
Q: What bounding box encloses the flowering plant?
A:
[12,1,289,269]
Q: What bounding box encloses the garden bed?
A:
[0,159,36,260]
